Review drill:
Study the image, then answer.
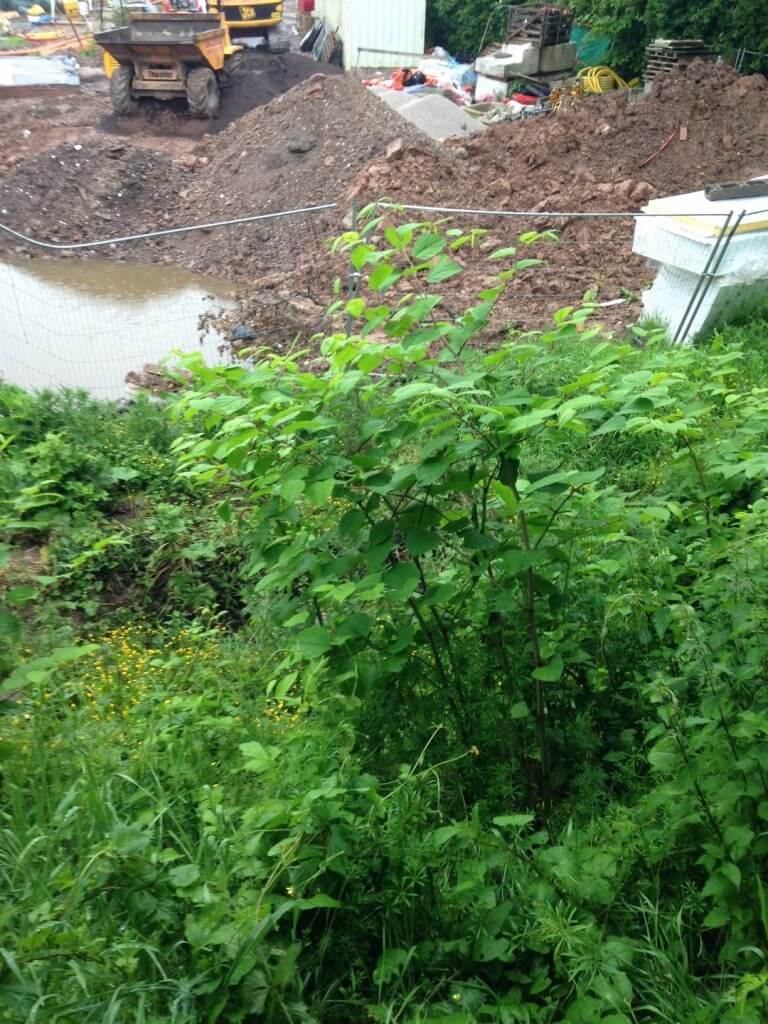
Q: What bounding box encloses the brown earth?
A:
[0,85,110,172]
[333,60,768,333]
[166,72,440,276]
[0,49,342,174]
[0,138,180,257]
[0,59,767,344]
[184,59,768,342]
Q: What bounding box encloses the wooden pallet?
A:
[645,38,715,82]
[507,5,573,47]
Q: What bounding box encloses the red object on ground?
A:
[512,92,537,105]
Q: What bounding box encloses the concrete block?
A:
[476,54,528,80]
[539,42,577,73]
[477,42,576,79]
[641,263,768,340]
[500,41,537,60]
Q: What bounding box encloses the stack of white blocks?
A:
[633,181,768,343]
[476,41,577,79]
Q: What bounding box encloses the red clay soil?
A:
[333,60,768,332]
[184,60,768,345]
[1,60,767,344]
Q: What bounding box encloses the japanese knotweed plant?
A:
[171,212,768,819]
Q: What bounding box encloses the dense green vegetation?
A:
[427,0,506,59]
[570,0,768,75]
[3,216,768,1022]
[426,0,768,72]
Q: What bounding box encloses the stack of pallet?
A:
[645,39,716,84]
[507,5,574,47]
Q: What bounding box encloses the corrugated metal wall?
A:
[314,0,343,30]
[315,0,426,70]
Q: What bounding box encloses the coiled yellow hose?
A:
[577,66,632,93]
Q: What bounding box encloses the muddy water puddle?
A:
[0,258,235,398]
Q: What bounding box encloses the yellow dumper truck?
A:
[96,12,244,119]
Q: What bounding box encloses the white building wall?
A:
[314,0,343,31]
[316,0,426,70]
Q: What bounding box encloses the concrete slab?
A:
[0,55,79,89]
[371,88,485,141]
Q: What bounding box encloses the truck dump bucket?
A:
[95,14,229,73]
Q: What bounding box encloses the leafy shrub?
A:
[3,217,768,1021]
[0,387,183,532]
[427,0,506,59]
[570,0,768,74]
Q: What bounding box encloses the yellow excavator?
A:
[206,0,288,50]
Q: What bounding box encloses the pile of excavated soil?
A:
[2,61,767,344]
[209,61,768,345]
[0,139,178,257]
[328,60,768,332]
[101,51,342,140]
[168,72,437,275]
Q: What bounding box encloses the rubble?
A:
[167,73,437,277]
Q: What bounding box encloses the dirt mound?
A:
[464,61,768,209]
[327,61,768,332]
[168,72,436,276]
[0,88,110,173]
[2,60,767,343]
[101,51,342,140]
[0,139,178,257]
[347,61,768,213]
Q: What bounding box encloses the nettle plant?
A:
[172,212,768,827]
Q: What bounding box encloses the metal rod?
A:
[678,209,746,343]
[672,210,732,344]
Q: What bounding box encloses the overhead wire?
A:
[0,200,757,256]
[0,203,337,252]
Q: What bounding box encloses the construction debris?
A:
[448,2,579,123]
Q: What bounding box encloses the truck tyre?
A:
[186,67,220,119]
[222,50,245,82]
[110,65,138,116]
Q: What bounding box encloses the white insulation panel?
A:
[633,179,768,343]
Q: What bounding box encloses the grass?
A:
[0,35,28,51]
